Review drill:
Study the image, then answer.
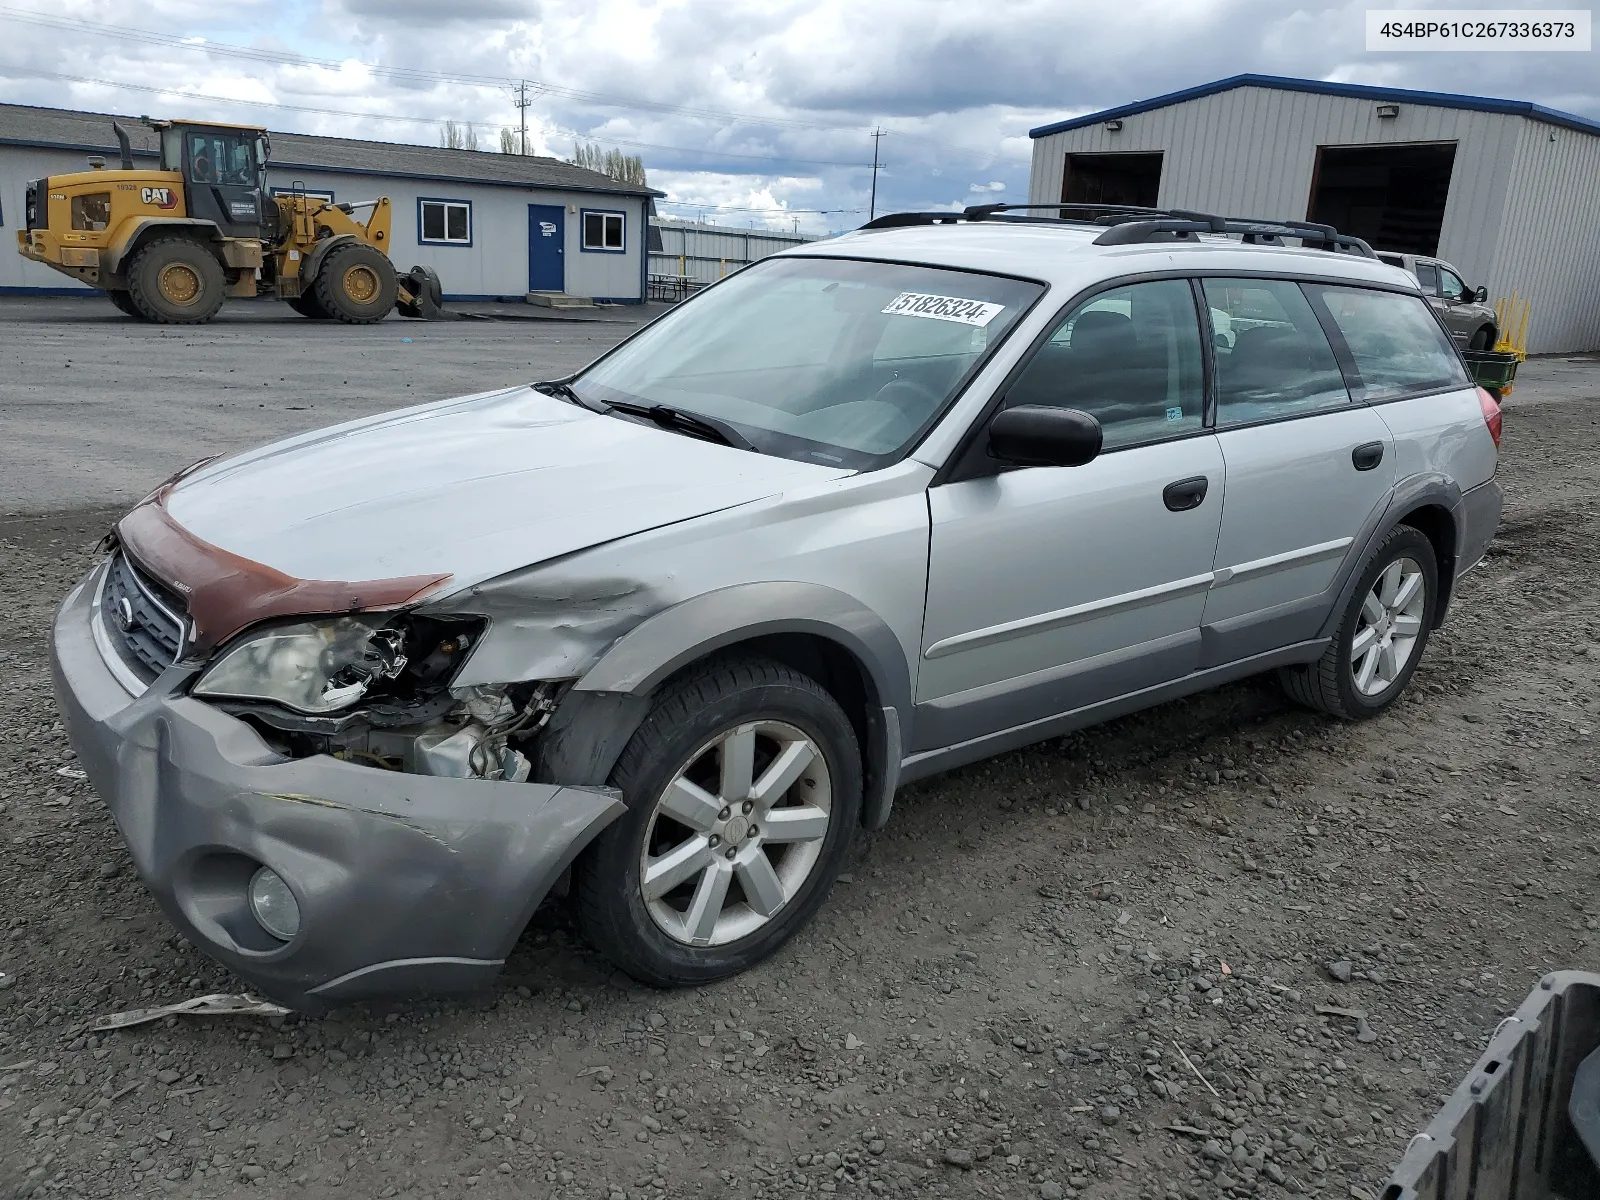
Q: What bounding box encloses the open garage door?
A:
[1061,152,1163,208]
[1307,142,1456,256]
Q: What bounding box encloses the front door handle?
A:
[1163,476,1209,512]
[1352,441,1384,471]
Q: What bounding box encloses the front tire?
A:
[126,237,226,324]
[1468,327,1494,351]
[313,242,397,324]
[574,656,861,987]
[1280,526,1438,719]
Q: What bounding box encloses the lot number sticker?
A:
[881,292,1005,327]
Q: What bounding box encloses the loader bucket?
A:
[396,265,444,319]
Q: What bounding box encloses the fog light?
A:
[248,867,301,942]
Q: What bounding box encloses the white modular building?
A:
[1,101,661,304]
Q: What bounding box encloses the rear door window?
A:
[1414,262,1440,294]
[1201,278,1350,427]
[1308,285,1469,400]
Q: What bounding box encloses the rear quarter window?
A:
[1309,285,1469,400]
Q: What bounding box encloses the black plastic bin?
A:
[1462,349,1521,399]
[1384,971,1600,1199]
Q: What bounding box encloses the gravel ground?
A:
[1,307,1598,1200]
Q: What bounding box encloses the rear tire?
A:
[287,293,331,319]
[126,237,226,324]
[106,290,140,318]
[1279,526,1438,719]
[574,656,861,987]
[313,242,397,324]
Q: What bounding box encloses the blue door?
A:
[528,204,565,292]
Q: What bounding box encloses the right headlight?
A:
[192,616,406,715]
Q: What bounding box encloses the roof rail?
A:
[858,202,1160,231]
[1091,212,1376,257]
[858,211,966,230]
[857,203,1376,258]
[961,202,1163,221]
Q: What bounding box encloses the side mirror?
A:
[1473,285,1488,303]
[988,405,1102,468]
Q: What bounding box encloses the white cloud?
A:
[0,0,1593,228]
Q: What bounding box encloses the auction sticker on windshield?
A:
[881,292,1005,326]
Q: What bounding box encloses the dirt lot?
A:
[2,299,1598,1200]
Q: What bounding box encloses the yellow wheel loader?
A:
[16,119,443,325]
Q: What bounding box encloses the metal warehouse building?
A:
[1028,74,1600,353]
[0,102,660,304]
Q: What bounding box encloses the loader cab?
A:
[156,121,268,240]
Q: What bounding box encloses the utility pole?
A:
[868,127,885,221]
[514,80,532,155]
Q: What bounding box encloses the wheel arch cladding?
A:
[1320,476,1461,645]
[110,220,222,275]
[567,582,910,831]
[1394,501,1457,624]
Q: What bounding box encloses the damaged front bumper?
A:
[50,563,625,1012]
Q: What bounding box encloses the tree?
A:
[499,127,523,155]
[570,141,648,187]
[440,121,480,151]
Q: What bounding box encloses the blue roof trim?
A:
[1028,73,1600,140]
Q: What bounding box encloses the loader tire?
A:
[126,237,226,324]
[106,290,140,318]
[287,293,331,319]
[314,242,397,324]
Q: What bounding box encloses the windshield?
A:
[186,130,258,187]
[575,257,1043,468]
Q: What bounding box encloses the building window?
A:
[581,209,626,253]
[419,198,472,246]
[271,187,335,204]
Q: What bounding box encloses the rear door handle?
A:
[1163,476,1209,512]
[1352,441,1384,471]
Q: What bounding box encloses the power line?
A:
[656,201,862,214]
[0,5,883,136]
[0,5,999,164]
[9,67,878,167]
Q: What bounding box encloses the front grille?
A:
[99,552,189,682]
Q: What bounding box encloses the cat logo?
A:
[140,187,178,210]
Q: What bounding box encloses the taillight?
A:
[1477,386,1502,449]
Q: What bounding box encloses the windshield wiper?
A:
[532,379,606,412]
[602,400,757,452]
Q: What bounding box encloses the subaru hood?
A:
[159,385,850,592]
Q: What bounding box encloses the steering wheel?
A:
[871,377,942,418]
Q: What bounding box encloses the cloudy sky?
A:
[0,0,1595,233]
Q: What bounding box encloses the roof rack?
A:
[857,202,1376,258]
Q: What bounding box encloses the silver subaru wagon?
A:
[52,205,1504,1011]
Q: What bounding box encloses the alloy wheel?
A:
[1350,556,1427,696]
[639,720,833,947]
